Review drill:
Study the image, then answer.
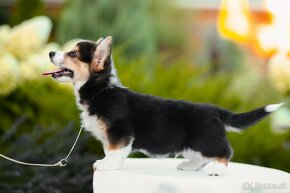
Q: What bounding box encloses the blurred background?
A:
[0,0,289,192]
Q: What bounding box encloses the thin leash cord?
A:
[0,124,84,167]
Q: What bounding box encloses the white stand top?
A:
[93,158,290,193]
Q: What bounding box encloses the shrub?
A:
[56,0,185,58]
[10,0,44,25]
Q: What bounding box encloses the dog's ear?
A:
[96,37,103,44]
[91,36,112,72]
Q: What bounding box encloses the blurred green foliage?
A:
[0,47,289,192]
[10,0,44,25]
[56,0,185,58]
[199,27,247,74]
[0,7,9,25]
[0,80,101,193]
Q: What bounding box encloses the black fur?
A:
[76,41,97,63]
[77,41,273,160]
[219,107,270,129]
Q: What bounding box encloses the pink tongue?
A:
[42,69,64,76]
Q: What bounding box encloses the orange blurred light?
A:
[217,0,252,44]
[255,0,290,57]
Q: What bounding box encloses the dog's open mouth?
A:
[42,68,73,78]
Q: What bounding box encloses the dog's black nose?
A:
[49,51,56,58]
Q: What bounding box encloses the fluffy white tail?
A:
[265,103,284,112]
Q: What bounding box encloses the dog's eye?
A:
[68,50,77,58]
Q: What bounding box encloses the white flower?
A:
[0,54,19,95]
[4,16,52,60]
[20,54,52,81]
[0,25,11,44]
[0,25,11,58]
[40,43,61,70]
[41,42,61,56]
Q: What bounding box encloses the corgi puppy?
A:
[44,36,283,176]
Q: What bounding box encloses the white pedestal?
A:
[93,158,290,193]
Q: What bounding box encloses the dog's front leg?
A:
[93,144,131,171]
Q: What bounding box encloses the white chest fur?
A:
[81,111,108,145]
[74,82,108,146]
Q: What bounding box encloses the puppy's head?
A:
[44,36,113,83]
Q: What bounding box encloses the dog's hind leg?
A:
[199,138,232,176]
[206,157,229,176]
[177,150,210,171]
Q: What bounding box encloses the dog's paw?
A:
[93,159,122,171]
[205,162,227,176]
[177,160,205,171]
[177,161,195,171]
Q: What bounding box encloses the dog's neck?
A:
[73,60,122,111]
[73,76,113,111]
[73,81,88,111]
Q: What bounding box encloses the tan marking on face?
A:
[73,45,79,52]
[62,45,90,82]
